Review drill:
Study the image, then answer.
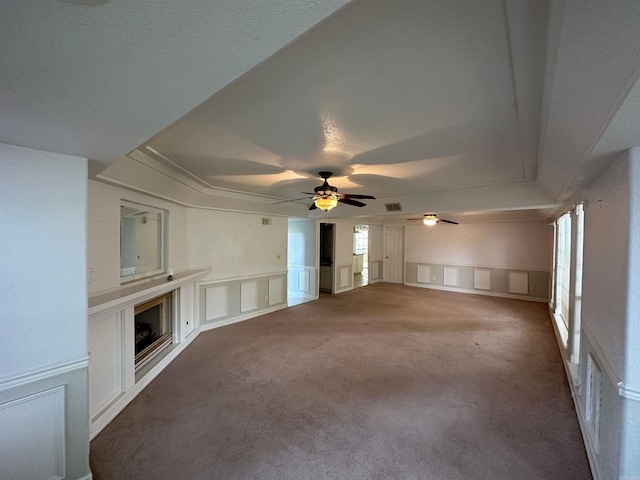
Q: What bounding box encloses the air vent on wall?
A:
[385,202,402,212]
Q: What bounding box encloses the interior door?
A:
[384,226,404,284]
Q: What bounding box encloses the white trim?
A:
[0,358,89,391]
[199,271,288,286]
[407,260,550,273]
[618,383,640,402]
[581,324,622,389]
[200,304,288,332]
[404,282,548,303]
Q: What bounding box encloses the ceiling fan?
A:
[407,213,459,226]
[277,171,376,211]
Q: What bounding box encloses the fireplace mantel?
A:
[89,268,210,317]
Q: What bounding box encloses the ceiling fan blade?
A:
[439,219,459,224]
[308,203,318,211]
[406,218,425,221]
[339,198,366,207]
[340,194,376,199]
[273,196,314,204]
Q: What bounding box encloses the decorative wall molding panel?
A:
[268,277,284,306]
[241,281,258,312]
[201,272,288,327]
[334,262,353,293]
[443,266,459,287]
[371,261,380,281]
[417,264,431,284]
[508,271,529,294]
[205,285,228,321]
[474,268,491,290]
[298,269,310,292]
[287,264,317,302]
[405,263,549,302]
[0,386,65,480]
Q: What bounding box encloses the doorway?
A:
[319,223,334,293]
[353,225,369,288]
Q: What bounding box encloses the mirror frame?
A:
[120,200,167,282]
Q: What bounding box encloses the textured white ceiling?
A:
[4,0,640,220]
[0,0,349,168]
[143,0,545,211]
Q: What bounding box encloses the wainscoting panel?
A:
[444,266,459,287]
[0,386,65,480]
[508,271,529,294]
[405,263,549,302]
[474,268,491,290]
[240,281,258,312]
[371,261,379,281]
[268,277,284,306]
[201,272,288,327]
[205,285,228,321]
[88,311,123,418]
[297,269,310,293]
[340,266,350,288]
[417,264,431,284]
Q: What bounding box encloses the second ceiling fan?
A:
[407,213,459,226]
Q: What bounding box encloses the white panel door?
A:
[384,226,404,284]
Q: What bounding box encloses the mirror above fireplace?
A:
[120,201,166,280]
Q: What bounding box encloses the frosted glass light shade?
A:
[315,197,338,211]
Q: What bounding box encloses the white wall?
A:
[368,224,383,262]
[87,179,189,294]
[582,155,630,380]
[1,145,88,378]
[405,220,552,270]
[0,143,91,479]
[288,219,316,267]
[187,209,287,281]
[574,149,640,479]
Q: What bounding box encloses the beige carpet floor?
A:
[90,283,592,480]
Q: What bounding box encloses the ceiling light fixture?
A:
[314,196,339,211]
[423,215,438,226]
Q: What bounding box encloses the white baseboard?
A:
[404,282,548,303]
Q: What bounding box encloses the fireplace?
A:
[134,292,174,370]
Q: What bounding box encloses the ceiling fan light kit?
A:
[423,215,438,226]
[314,196,339,211]
[277,171,376,212]
[407,213,459,226]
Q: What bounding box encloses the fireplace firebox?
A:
[134,292,174,370]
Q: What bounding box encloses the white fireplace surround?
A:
[88,268,209,439]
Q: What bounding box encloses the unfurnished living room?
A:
[1,1,639,480]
